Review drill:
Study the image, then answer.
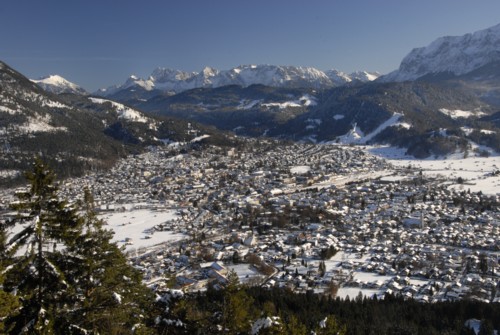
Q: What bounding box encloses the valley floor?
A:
[1,141,499,304]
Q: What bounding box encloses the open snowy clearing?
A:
[368,145,500,195]
[227,264,263,284]
[100,208,186,251]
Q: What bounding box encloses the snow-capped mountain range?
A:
[382,23,500,82]
[96,65,380,96]
[31,74,87,95]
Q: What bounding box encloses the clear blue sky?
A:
[2,0,500,91]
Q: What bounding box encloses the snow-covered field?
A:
[290,165,311,174]
[368,145,500,195]
[100,208,186,251]
[227,264,263,284]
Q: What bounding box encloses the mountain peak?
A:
[382,22,500,82]
[32,74,87,95]
[201,66,218,76]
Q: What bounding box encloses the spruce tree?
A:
[3,158,82,334]
[0,222,20,333]
[220,270,256,334]
[282,314,307,335]
[61,188,154,334]
[314,315,347,335]
[2,159,153,334]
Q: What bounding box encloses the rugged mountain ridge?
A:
[382,23,500,82]
[380,23,500,107]
[96,64,380,100]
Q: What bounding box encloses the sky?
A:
[2,0,500,92]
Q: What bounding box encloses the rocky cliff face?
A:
[382,23,500,82]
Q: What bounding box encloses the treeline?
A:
[247,288,500,335]
[151,283,500,335]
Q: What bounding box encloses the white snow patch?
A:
[237,99,261,110]
[480,129,496,134]
[18,114,67,133]
[333,114,345,120]
[262,95,316,109]
[290,165,311,175]
[460,127,495,136]
[439,108,485,119]
[251,317,280,335]
[89,97,149,123]
[0,170,21,179]
[158,289,184,303]
[461,127,474,135]
[365,73,379,81]
[0,106,21,115]
[397,122,412,129]
[319,317,327,328]
[262,101,301,109]
[337,123,364,143]
[42,99,69,109]
[300,94,317,106]
[190,134,210,143]
[112,292,122,304]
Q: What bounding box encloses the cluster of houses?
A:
[1,139,499,303]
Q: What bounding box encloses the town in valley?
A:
[3,138,498,305]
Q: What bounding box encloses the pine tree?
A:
[4,158,82,334]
